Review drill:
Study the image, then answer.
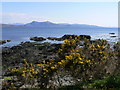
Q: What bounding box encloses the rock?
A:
[0,40,6,44]
[47,35,91,41]
[2,41,61,76]
[79,35,91,40]
[47,37,62,41]
[30,37,46,41]
[0,40,11,45]
[61,34,91,40]
[14,82,24,87]
[6,40,11,42]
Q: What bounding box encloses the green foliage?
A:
[59,76,120,89]
[84,76,120,89]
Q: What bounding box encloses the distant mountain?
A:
[26,21,58,27]
[25,21,105,28]
[1,21,115,28]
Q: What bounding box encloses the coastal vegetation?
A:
[2,35,120,89]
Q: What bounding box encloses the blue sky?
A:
[1,2,118,27]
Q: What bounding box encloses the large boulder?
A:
[47,35,91,41]
[30,37,46,41]
[61,35,91,40]
[47,37,62,41]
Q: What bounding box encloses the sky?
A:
[1,2,118,27]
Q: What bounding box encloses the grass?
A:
[58,76,120,90]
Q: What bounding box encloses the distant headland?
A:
[1,21,116,29]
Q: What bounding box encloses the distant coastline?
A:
[0,24,25,27]
[1,21,117,29]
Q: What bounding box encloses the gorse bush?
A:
[2,35,119,89]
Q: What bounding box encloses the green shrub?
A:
[58,76,120,89]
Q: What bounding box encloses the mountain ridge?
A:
[25,21,106,28]
[1,21,117,28]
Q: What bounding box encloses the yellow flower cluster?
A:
[10,59,39,79]
[61,38,79,49]
[43,68,49,72]
[37,64,43,67]
[11,68,19,72]
[71,53,80,58]
[51,66,55,70]
[78,61,84,64]
[9,37,109,88]
[58,60,66,65]
[86,60,91,63]
[97,45,105,49]
[65,55,73,60]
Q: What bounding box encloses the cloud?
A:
[1,12,48,24]
[1,12,117,27]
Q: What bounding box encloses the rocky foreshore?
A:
[47,35,91,41]
[2,34,120,75]
[2,34,120,89]
[30,34,91,41]
[2,42,61,73]
[3,34,91,75]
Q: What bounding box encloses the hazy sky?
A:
[1,2,118,27]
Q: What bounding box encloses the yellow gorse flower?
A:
[65,55,73,60]
[51,66,55,70]
[31,68,34,71]
[97,45,100,48]
[71,53,80,57]
[78,57,82,61]
[86,60,91,63]
[49,59,54,62]
[22,70,26,73]
[79,61,84,64]
[43,68,47,71]
[99,51,103,54]
[58,62,62,65]
[101,45,105,49]
[32,71,38,74]
[103,56,107,59]
[11,68,19,72]
[37,64,43,67]
[61,60,65,63]
[22,73,26,77]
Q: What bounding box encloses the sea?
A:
[1,26,118,47]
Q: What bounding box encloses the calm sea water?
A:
[2,26,118,47]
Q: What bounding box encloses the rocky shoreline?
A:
[2,34,120,89]
[2,35,90,73]
[30,35,91,41]
[2,34,119,73]
[2,42,60,73]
